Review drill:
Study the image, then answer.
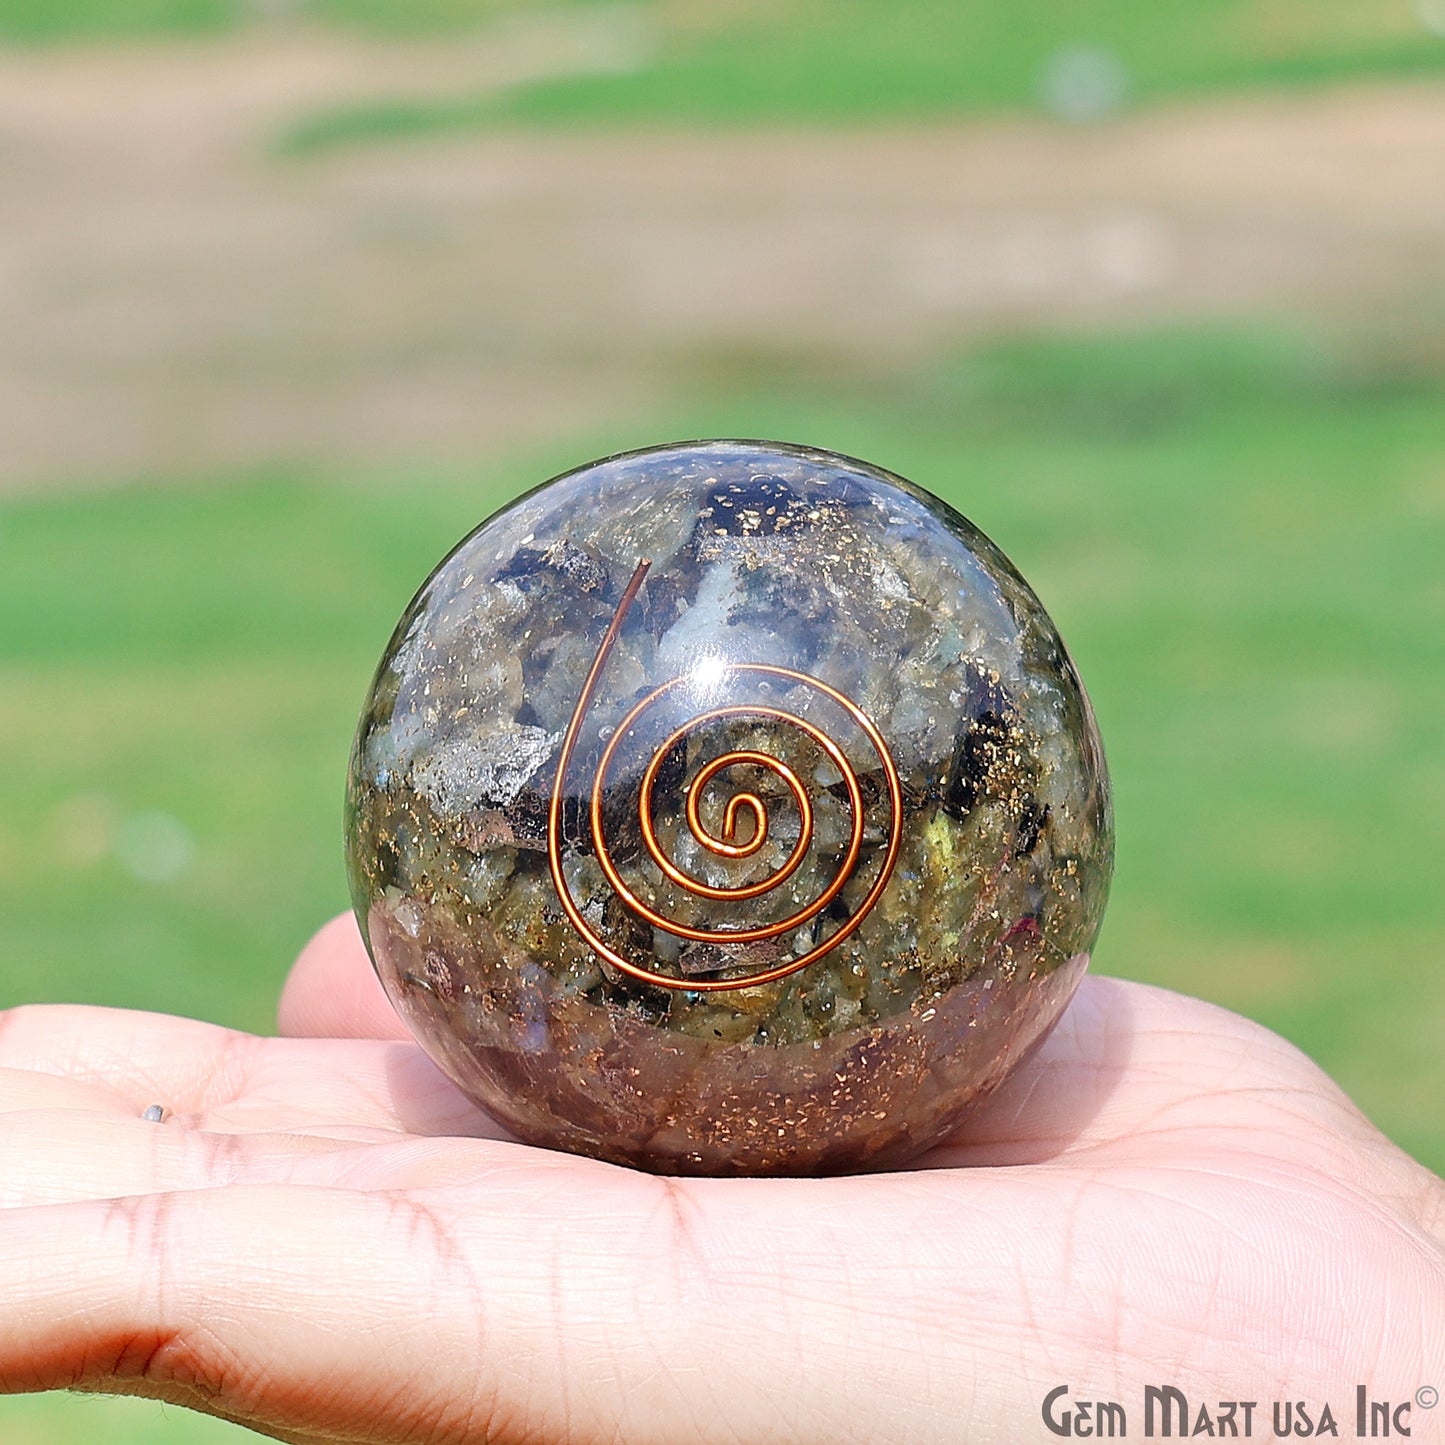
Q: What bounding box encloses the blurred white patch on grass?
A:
[115,810,195,884]
[1039,44,1130,123]
[1417,0,1445,36]
[243,0,306,17]
[491,3,655,82]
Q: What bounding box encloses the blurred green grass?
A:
[279,0,1445,152]
[0,0,1442,140]
[2,321,1443,1443]
[0,1394,248,1444]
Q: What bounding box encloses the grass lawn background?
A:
[0,0,1442,148]
[276,0,1445,153]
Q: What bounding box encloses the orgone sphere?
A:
[345,440,1113,1175]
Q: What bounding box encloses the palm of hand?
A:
[1,917,1441,1445]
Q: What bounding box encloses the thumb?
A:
[278,912,410,1042]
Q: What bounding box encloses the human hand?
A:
[2,914,1441,1444]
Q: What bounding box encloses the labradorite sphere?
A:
[346,441,1112,1175]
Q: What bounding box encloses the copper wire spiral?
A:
[548,560,903,991]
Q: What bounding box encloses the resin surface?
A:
[346,441,1112,1174]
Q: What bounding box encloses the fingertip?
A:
[279,912,410,1041]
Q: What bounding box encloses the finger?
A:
[0,1168,658,1445]
[0,1109,375,1208]
[912,975,1294,1165]
[0,1005,265,1114]
[278,912,410,1042]
[0,1063,137,1115]
[911,973,1165,1166]
[0,1006,507,1140]
[0,1098,539,1210]
[0,1165,946,1445]
[1421,1175,1445,1255]
[917,975,1405,1173]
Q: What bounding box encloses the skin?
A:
[0,913,1441,1445]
